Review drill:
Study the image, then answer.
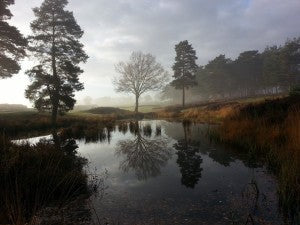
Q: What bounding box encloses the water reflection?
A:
[59,125,113,144]
[174,121,203,188]
[118,122,129,134]
[52,129,79,154]
[115,121,172,180]
[16,120,285,224]
[84,128,107,143]
[200,146,235,167]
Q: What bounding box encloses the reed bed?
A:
[213,96,300,222]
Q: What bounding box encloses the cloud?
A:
[1,0,300,106]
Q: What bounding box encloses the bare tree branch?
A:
[113,51,169,113]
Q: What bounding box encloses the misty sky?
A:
[1,0,300,106]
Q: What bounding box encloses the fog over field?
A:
[1,0,299,107]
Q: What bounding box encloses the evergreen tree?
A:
[192,66,212,98]
[234,50,263,96]
[0,0,27,79]
[25,0,88,126]
[279,38,300,90]
[189,37,300,100]
[171,40,198,107]
[205,55,233,98]
[262,46,281,94]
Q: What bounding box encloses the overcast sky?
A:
[1,0,300,106]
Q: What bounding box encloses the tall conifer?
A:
[26,0,88,126]
[0,0,27,79]
[171,40,198,107]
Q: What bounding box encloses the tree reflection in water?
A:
[52,129,79,154]
[115,121,172,180]
[174,121,203,188]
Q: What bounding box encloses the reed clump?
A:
[214,96,300,221]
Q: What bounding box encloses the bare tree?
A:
[113,51,168,113]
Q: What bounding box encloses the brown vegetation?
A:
[0,112,118,137]
[156,101,240,123]
[213,96,300,221]
[157,95,299,221]
[0,137,89,225]
[0,107,158,138]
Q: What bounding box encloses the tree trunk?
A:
[51,11,59,129]
[52,129,61,149]
[135,95,139,114]
[51,101,58,128]
[182,86,185,108]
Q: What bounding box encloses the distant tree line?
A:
[0,104,28,112]
[195,38,300,99]
[165,38,300,103]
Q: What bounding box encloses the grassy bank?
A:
[0,111,120,137]
[155,95,287,123]
[0,107,158,138]
[156,101,240,123]
[210,96,300,221]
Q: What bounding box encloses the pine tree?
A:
[279,38,300,91]
[0,0,27,79]
[171,40,198,107]
[234,50,263,96]
[262,46,281,94]
[25,0,88,127]
[205,55,233,98]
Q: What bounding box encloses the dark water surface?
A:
[19,120,284,224]
[76,120,283,225]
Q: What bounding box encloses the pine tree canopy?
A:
[171,40,198,89]
[0,0,27,79]
[25,0,88,114]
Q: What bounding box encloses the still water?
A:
[18,120,283,224]
[75,120,283,225]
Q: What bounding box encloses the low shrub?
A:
[0,137,89,224]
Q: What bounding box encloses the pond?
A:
[19,120,284,224]
[77,120,283,225]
